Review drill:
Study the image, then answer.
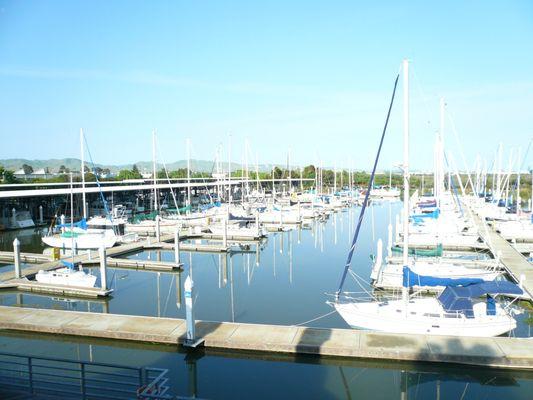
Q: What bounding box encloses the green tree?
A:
[22,164,33,174]
[117,169,142,180]
[0,166,17,183]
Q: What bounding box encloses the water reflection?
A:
[0,331,532,399]
[1,202,531,336]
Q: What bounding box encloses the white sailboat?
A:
[35,265,97,288]
[333,60,521,337]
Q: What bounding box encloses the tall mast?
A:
[152,130,158,213]
[496,143,502,201]
[255,152,260,192]
[80,128,87,219]
[402,59,410,269]
[228,134,232,206]
[287,150,290,195]
[187,138,191,208]
[517,147,522,215]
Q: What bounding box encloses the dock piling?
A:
[39,205,43,224]
[155,216,161,242]
[184,275,204,348]
[223,219,228,248]
[387,223,392,258]
[99,245,108,291]
[13,238,21,279]
[174,229,182,267]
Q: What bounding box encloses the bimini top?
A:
[437,281,523,318]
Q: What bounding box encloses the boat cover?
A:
[402,266,485,289]
[437,281,523,318]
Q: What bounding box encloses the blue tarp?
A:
[56,218,87,230]
[61,260,75,269]
[402,266,485,288]
[412,208,440,220]
[437,281,523,318]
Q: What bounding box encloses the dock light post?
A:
[39,205,43,224]
[184,275,204,348]
[99,244,108,291]
[174,229,182,268]
[13,238,21,279]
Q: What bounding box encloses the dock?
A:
[0,306,531,370]
[0,280,112,297]
[473,214,533,299]
[0,251,51,264]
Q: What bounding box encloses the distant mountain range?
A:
[0,158,293,174]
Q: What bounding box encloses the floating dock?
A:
[0,306,531,370]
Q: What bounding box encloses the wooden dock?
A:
[0,251,51,264]
[0,306,531,370]
[0,280,112,298]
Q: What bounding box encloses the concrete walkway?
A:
[0,306,531,370]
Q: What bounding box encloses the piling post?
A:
[11,208,16,227]
[184,275,204,348]
[73,240,78,256]
[99,245,108,291]
[155,216,161,242]
[395,214,400,243]
[387,223,393,258]
[174,229,182,267]
[60,214,66,232]
[39,205,43,224]
[255,213,260,237]
[223,219,228,248]
[13,238,21,279]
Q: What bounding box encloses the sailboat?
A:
[42,131,118,250]
[333,60,521,337]
[35,261,97,288]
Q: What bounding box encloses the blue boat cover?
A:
[412,208,440,220]
[402,266,485,288]
[56,218,87,230]
[61,260,75,269]
[437,281,523,318]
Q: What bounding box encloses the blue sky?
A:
[0,0,532,170]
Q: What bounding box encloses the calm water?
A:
[0,332,532,399]
[0,203,532,398]
[0,203,531,335]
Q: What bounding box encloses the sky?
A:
[0,0,532,171]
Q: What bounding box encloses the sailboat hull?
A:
[335,298,516,337]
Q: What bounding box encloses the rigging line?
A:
[446,111,476,193]
[155,143,180,215]
[291,310,337,326]
[83,134,111,221]
[162,274,176,316]
[190,141,217,205]
[336,70,400,297]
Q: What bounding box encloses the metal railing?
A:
[0,351,172,399]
